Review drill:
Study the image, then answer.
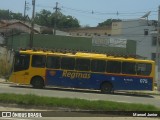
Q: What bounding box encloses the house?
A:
[0,20,40,34]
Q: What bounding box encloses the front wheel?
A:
[31,77,44,89]
[100,82,113,94]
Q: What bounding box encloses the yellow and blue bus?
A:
[9,49,155,93]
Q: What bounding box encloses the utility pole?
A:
[30,0,35,48]
[24,1,27,21]
[53,2,60,35]
[157,5,160,91]
[24,0,29,22]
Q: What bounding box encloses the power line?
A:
[34,3,158,17]
[25,2,158,29]
[61,5,157,16]
[35,4,53,9]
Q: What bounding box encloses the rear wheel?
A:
[31,77,44,89]
[100,82,113,94]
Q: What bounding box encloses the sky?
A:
[0,0,159,27]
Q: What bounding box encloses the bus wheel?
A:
[31,77,44,89]
[100,82,113,94]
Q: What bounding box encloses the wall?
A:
[6,34,136,55]
[111,22,122,35]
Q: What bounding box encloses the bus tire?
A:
[31,76,44,89]
[100,82,113,94]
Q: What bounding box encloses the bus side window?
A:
[122,62,136,75]
[106,61,121,73]
[32,55,46,68]
[137,63,152,76]
[91,60,106,72]
[61,57,75,70]
[46,56,60,69]
[76,58,90,71]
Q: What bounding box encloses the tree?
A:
[97,19,122,27]
[34,9,52,27]
[0,9,80,28]
[10,12,24,20]
[0,9,10,20]
[57,15,80,28]
[0,9,25,21]
[34,9,80,29]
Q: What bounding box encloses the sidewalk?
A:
[0,78,7,83]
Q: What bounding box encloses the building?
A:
[0,20,70,36]
[111,18,160,83]
[62,26,112,37]
[111,18,157,60]
[63,18,157,60]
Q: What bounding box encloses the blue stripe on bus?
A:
[45,69,153,91]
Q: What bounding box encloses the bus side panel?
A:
[89,73,153,91]
[109,75,153,91]
[45,69,153,91]
[46,70,90,88]
[46,70,95,88]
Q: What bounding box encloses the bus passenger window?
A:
[137,63,152,76]
[32,55,46,68]
[46,56,60,69]
[91,60,106,72]
[61,57,75,70]
[76,59,90,71]
[106,61,121,73]
[122,62,136,74]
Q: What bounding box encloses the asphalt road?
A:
[0,83,160,108]
[0,83,160,120]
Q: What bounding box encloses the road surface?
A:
[0,83,159,108]
[0,83,160,119]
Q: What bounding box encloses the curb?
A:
[0,79,12,84]
[0,82,12,84]
[125,91,160,96]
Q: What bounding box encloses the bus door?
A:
[13,54,30,84]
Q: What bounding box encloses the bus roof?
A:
[18,50,155,64]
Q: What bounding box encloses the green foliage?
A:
[0,9,123,28]
[34,9,80,29]
[34,9,52,27]
[0,9,80,28]
[0,93,159,111]
[10,12,24,20]
[0,9,24,21]
[0,9,10,20]
[97,19,122,27]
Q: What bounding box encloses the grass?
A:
[0,93,159,111]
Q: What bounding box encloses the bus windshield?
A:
[14,54,30,72]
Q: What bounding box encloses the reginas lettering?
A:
[62,71,91,79]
